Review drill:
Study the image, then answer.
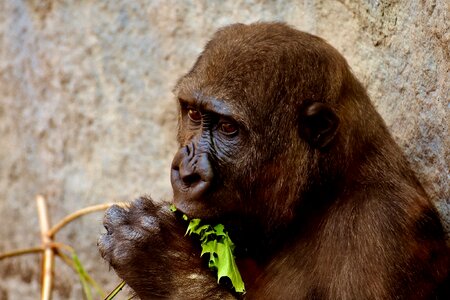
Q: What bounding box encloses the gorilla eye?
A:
[220,122,238,135]
[188,109,202,122]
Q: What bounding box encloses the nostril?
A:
[181,173,201,186]
[171,148,213,195]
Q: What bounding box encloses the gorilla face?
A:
[170,23,341,225]
[170,94,246,220]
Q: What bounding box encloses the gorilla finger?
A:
[138,215,160,233]
[118,224,152,243]
[132,196,157,213]
[97,233,113,260]
[103,204,128,232]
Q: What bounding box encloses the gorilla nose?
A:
[179,167,202,186]
[171,145,213,200]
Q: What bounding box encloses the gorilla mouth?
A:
[172,194,214,219]
[172,181,224,220]
[171,167,211,199]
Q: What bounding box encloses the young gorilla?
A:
[98,23,449,299]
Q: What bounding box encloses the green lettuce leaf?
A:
[187,219,245,293]
[172,204,245,293]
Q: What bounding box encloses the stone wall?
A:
[0,0,448,298]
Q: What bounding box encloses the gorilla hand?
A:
[98,196,235,299]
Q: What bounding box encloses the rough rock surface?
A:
[0,0,448,299]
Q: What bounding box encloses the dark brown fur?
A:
[98,22,449,299]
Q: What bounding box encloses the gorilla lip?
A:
[172,196,216,220]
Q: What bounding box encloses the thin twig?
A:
[0,247,44,260]
[104,281,126,300]
[48,202,127,237]
[55,249,77,270]
[49,242,74,253]
[37,195,54,300]
[0,242,72,260]
[1,199,126,299]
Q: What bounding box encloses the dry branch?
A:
[37,195,54,300]
[0,247,44,260]
[48,202,127,237]
[0,196,127,299]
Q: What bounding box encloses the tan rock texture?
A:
[0,0,448,298]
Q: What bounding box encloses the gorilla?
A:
[98,22,449,299]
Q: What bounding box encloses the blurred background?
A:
[0,0,448,299]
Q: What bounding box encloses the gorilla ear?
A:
[299,102,340,149]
